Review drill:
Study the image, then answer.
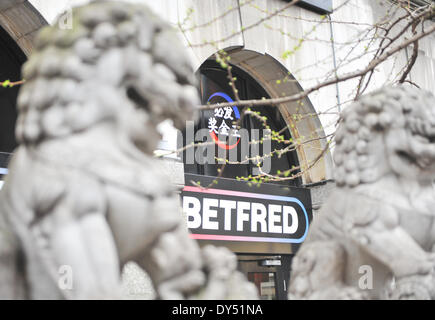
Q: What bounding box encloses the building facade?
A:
[0,0,434,299]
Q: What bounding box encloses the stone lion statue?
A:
[0,0,257,299]
[289,85,435,299]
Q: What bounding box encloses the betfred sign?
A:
[181,174,312,250]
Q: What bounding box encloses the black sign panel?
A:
[181,174,312,253]
[295,0,333,14]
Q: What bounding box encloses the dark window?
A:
[182,61,301,186]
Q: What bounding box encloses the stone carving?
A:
[0,1,257,300]
[289,86,435,300]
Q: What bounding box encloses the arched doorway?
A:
[0,25,26,154]
[0,0,47,179]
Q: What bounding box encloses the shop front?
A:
[176,54,319,299]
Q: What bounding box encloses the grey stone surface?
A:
[289,85,435,300]
[0,0,257,300]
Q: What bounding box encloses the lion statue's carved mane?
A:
[289,86,435,300]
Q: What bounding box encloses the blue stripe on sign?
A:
[0,168,8,174]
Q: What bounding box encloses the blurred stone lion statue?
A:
[289,86,435,300]
[0,0,257,300]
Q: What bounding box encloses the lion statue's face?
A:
[16,0,199,155]
[334,86,435,187]
[384,90,435,181]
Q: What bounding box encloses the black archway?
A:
[183,60,301,186]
